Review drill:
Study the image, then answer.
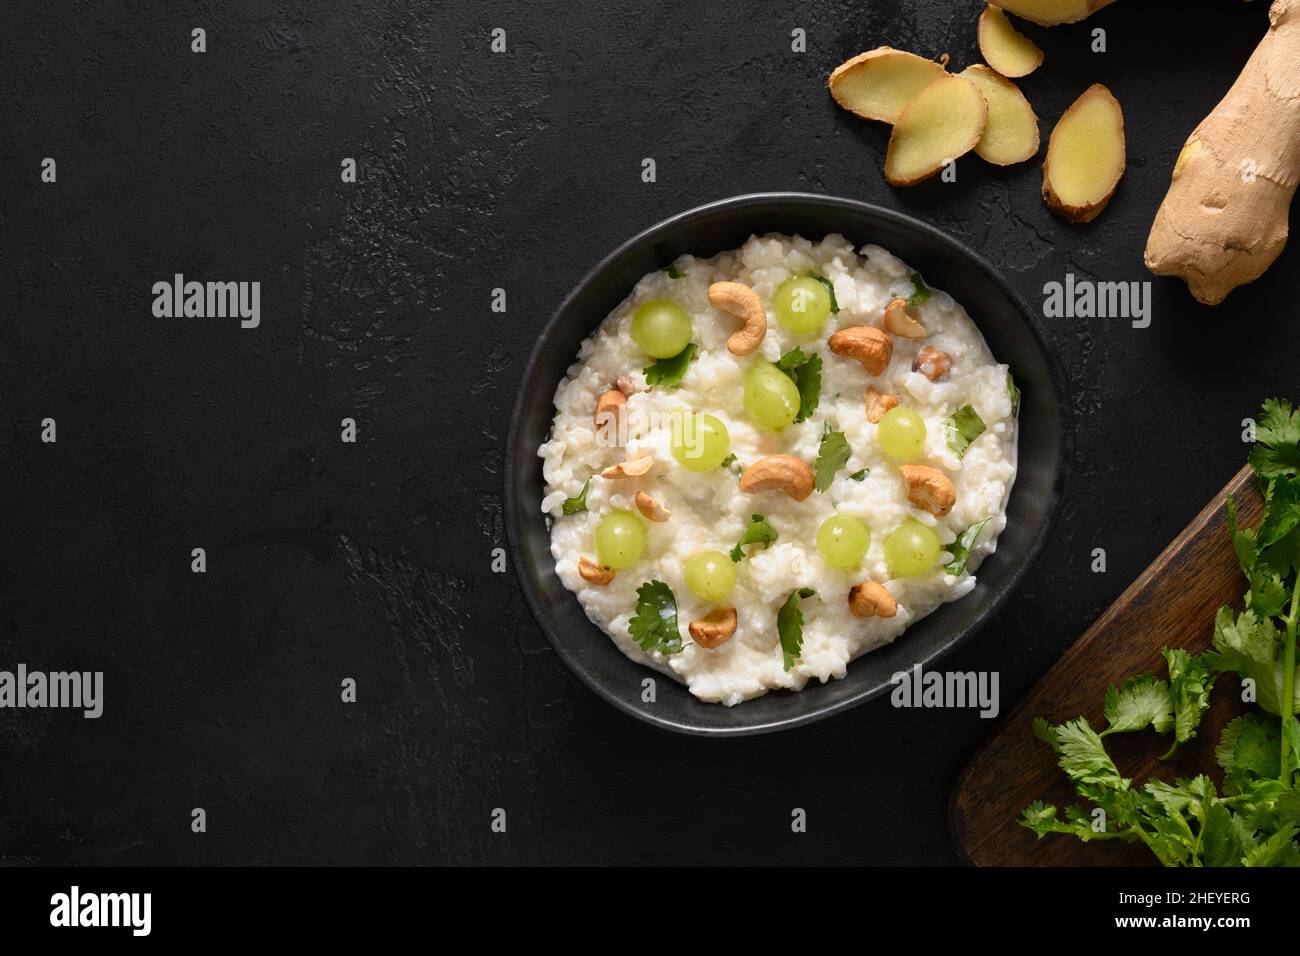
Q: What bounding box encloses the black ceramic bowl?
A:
[505,193,1066,736]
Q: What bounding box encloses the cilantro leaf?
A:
[643,343,697,389]
[774,348,808,373]
[1249,398,1300,479]
[777,587,815,671]
[792,357,822,424]
[1274,785,1300,827]
[1055,718,1128,791]
[945,518,990,575]
[775,347,822,423]
[907,273,931,307]
[1143,778,1198,816]
[1257,478,1300,551]
[1206,606,1294,716]
[1020,801,1109,842]
[1228,494,1259,575]
[629,580,683,656]
[1285,717,1300,780]
[1245,825,1300,866]
[944,404,987,459]
[1007,370,1021,416]
[814,422,851,492]
[810,275,840,314]
[561,478,591,515]
[1216,713,1281,780]
[849,469,868,481]
[1032,717,1060,754]
[1162,648,1216,757]
[720,453,737,469]
[1200,797,1246,867]
[730,514,778,562]
[1102,674,1173,736]
[1260,527,1300,581]
[665,265,687,279]
[1251,570,1289,620]
[1229,494,1291,617]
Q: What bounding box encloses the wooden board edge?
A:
[947,464,1256,866]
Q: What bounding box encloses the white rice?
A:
[538,233,1018,705]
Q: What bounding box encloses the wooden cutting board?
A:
[950,465,1262,866]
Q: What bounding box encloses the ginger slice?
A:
[961,65,1040,166]
[884,74,988,187]
[1042,84,1125,223]
[829,47,949,125]
[977,6,1044,78]
[992,0,1116,27]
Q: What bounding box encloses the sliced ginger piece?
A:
[884,74,988,187]
[1042,83,1125,222]
[991,0,1116,27]
[978,6,1044,78]
[828,47,949,125]
[961,65,1040,166]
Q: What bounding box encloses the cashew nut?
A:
[601,455,654,479]
[849,581,897,619]
[899,464,957,517]
[578,556,615,585]
[913,345,952,382]
[738,454,815,502]
[635,491,671,522]
[883,297,926,339]
[708,281,767,356]
[866,386,899,424]
[829,325,894,375]
[689,606,737,648]
[594,388,626,436]
[616,375,639,396]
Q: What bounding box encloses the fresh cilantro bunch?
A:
[1021,399,1300,866]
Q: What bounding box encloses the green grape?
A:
[816,515,870,569]
[594,510,647,570]
[631,300,692,358]
[877,406,927,461]
[773,277,832,335]
[884,518,941,577]
[683,550,737,601]
[743,362,800,430]
[671,413,731,472]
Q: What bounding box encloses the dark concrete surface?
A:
[1,0,1294,864]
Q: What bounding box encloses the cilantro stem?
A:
[1280,574,1300,786]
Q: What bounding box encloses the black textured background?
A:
[2,0,1295,865]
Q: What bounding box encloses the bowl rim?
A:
[504,191,1069,737]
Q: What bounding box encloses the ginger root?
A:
[991,0,1117,27]
[1145,0,1300,305]
[828,47,948,125]
[978,6,1044,78]
[1042,84,1126,222]
[885,74,988,186]
[961,65,1040,166]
